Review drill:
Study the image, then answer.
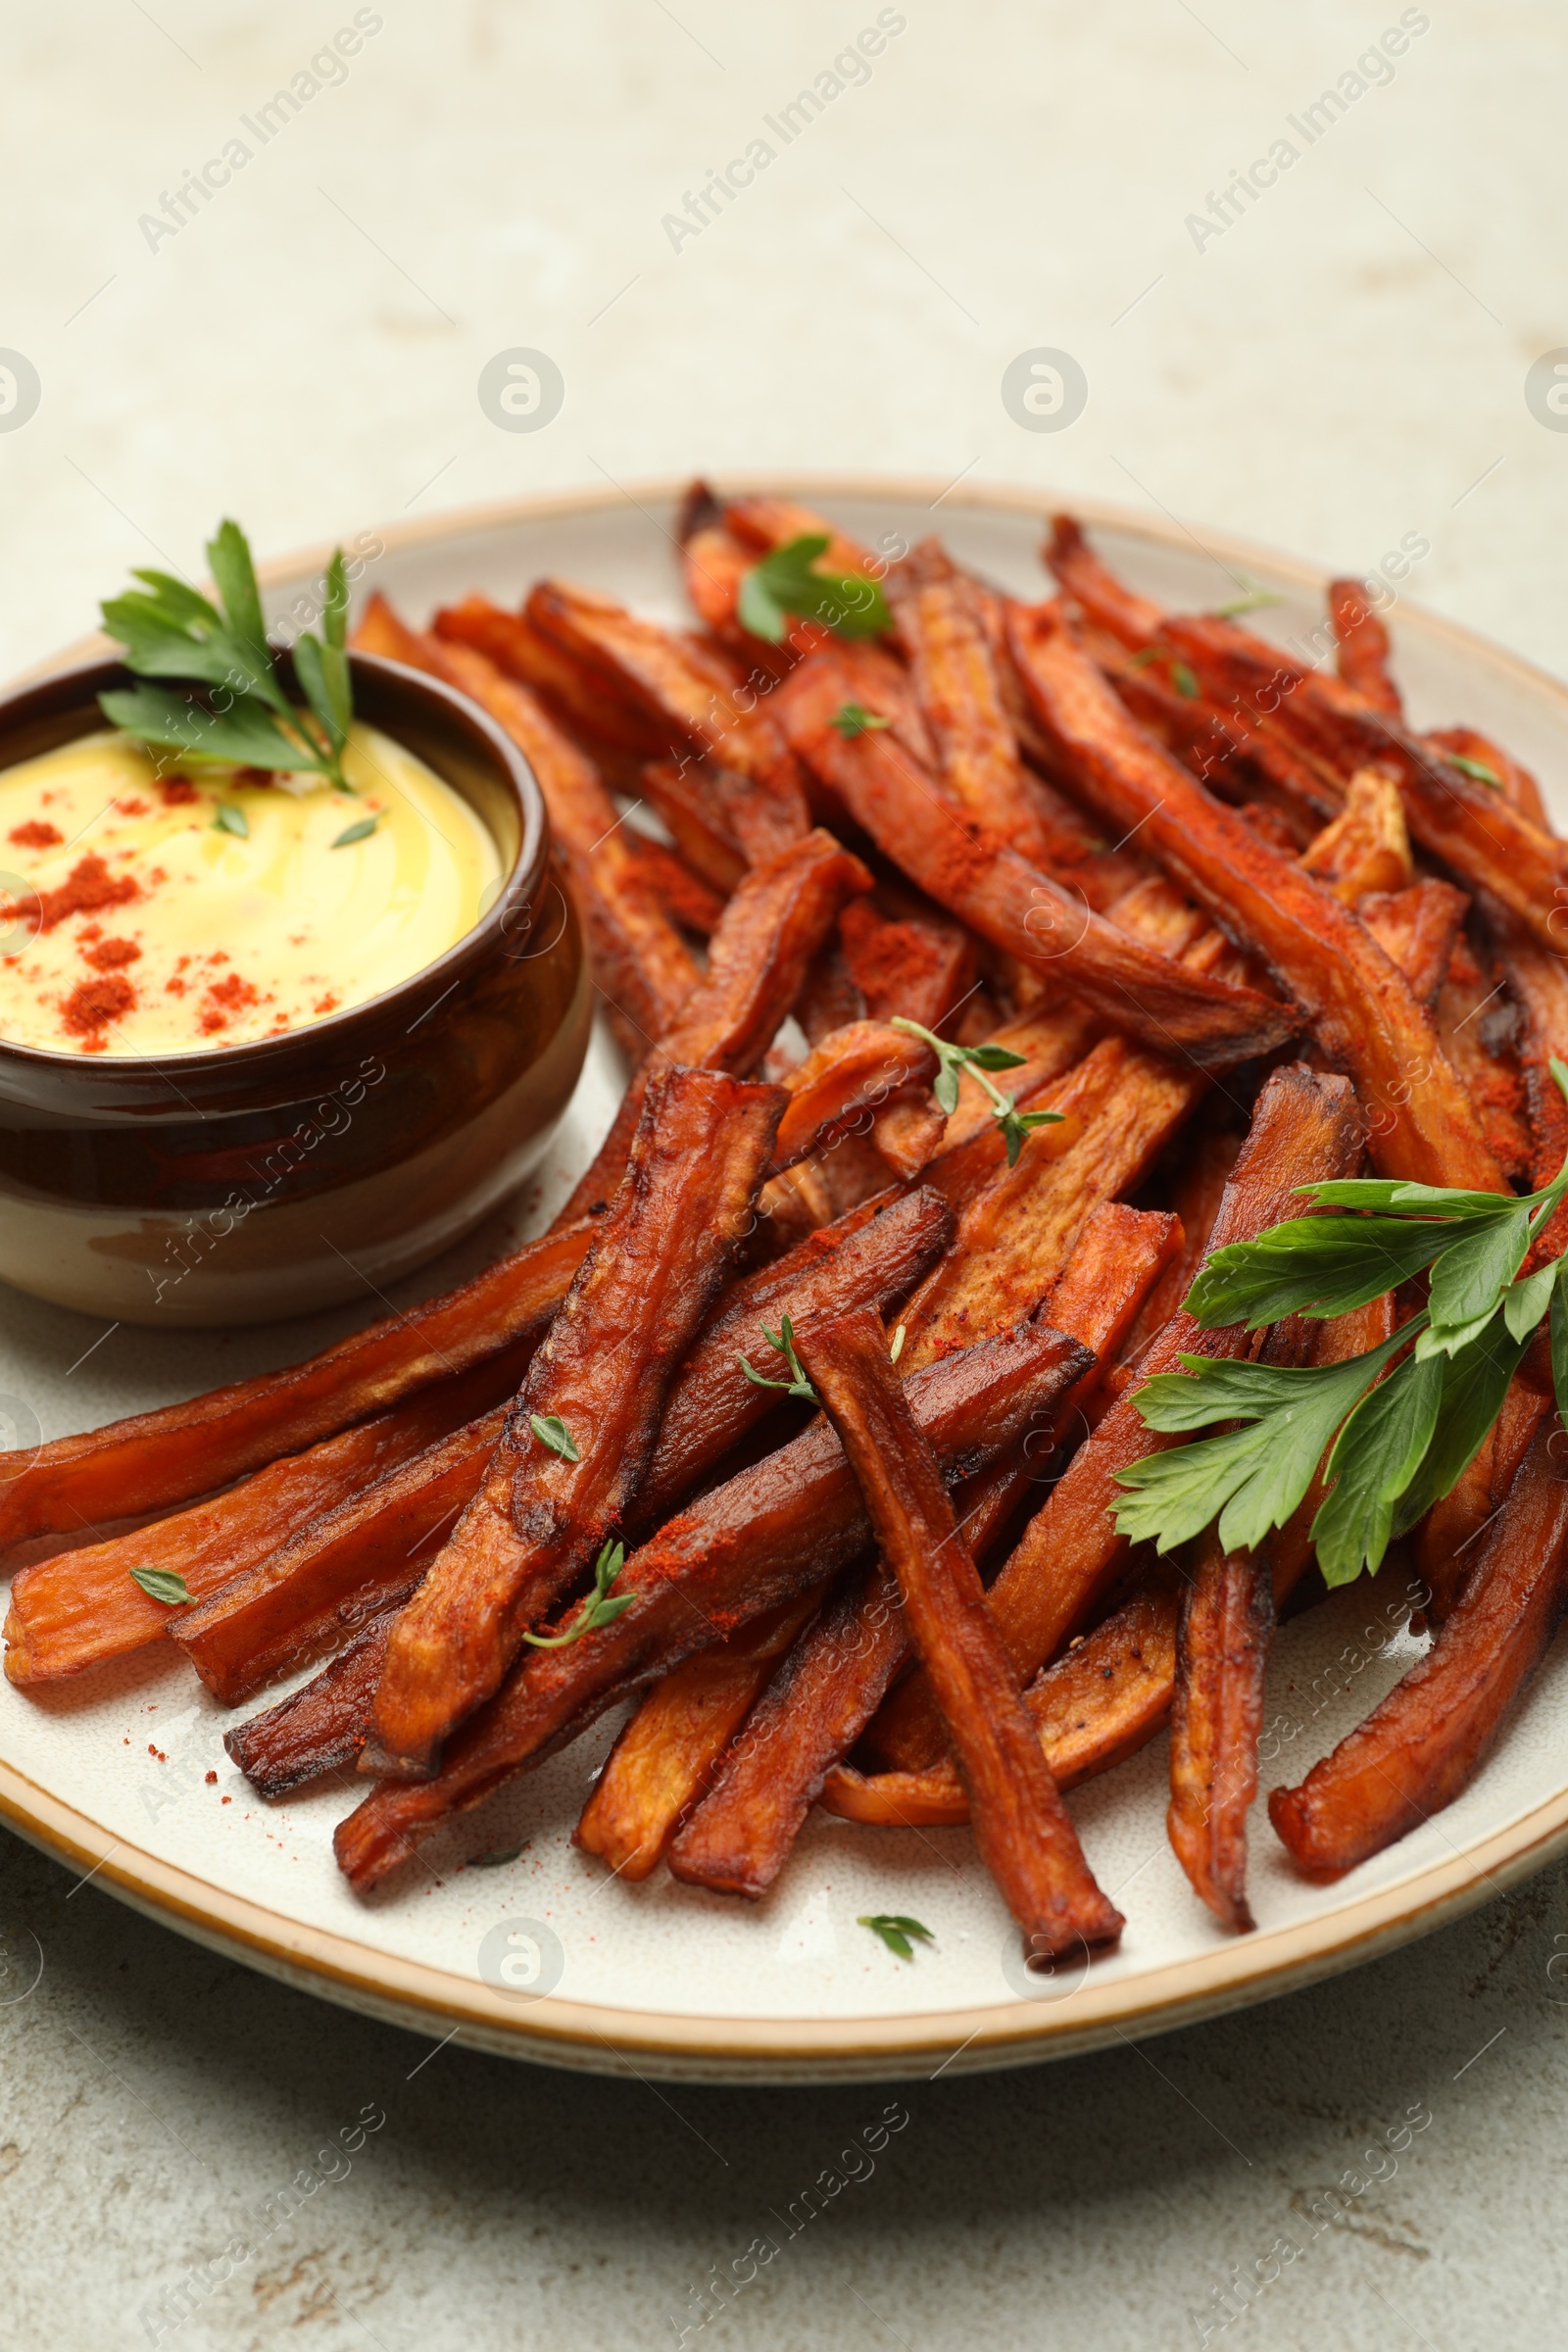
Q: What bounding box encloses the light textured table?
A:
[4,4,1568,2346]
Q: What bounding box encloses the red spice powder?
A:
[158,777,199,807]
[114,797,151,817]
[8,819,62,849]
[62,972,136,1041]
[199,970,260,1033]
[35,854,140,932]
[314,993,340,1014]
[84,936,141,971]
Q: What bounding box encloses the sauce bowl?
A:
[0,652,590,1325]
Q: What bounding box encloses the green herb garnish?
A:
[331,814,378,848]
[891,1017,1064,1168]
[521,1539,631,1649]
[1212,583,1283,618]
[858,1914,934,1961]
[830,701,892,740]
[738,1311,818,1403]
[1446,755,1502,789]
[99,520,354,791]
[129,1567,192,1606]
[468,1845,523,1868]
[1114,1060,1568,1587]
[1171,661,1200,699]
[213,803,248,838]
[529,1413,580,1462]
[737,534,892,645]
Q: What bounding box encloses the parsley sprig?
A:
[737,533,892,645]
[1115,1060,1568,1587]
[891,1017,1064,1168]
[99,519,354,791]
[738,1312,818,1403]
[521,1539,631,1649]
[858,1913,934,1961]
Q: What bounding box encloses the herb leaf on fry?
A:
[737,534,892,645]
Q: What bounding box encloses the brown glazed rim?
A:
[0,650,547,1095]
[7,473,1568,2082]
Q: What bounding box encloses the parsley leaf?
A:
[1446,754,1501,789]
[829,701,892,739]
[331,814,378,848]
[1115,1057,1568,1584]
[521,1538,631,1648]
[858,1914,934,1961]
[213,803,248,839]
[529,1412,580,1461]
[129,1566,193,1606]
[737,534,892,644]
[99,519,355,790]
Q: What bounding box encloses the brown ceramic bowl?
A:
[0,651,590,1325]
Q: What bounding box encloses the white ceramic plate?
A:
[5,479,1568,2084]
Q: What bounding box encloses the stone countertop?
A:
[3,4,1567,2346]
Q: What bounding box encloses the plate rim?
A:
[9,470,1568,2082]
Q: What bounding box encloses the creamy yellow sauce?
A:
[0,724,501,1055]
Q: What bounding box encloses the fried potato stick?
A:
[1327,579,1402,714]
[777,653,1295,1071]
[1270,1411,1568,1878]
[3,1341,532,1687]
[0,1222,594,1554]
[865,1063,1364,1772]
[1006,607,1502,1192]
[659,1202,1174,1898]
[556,829,871,1226]
[792,1309,1123,1961]
[820,1574,1180,1825]
[223,1605,405,1800]
[1166,1531,1273,1934]
[179,1191,945,1712]
[366,1067,784,1778]
[334,1319,1089,1891]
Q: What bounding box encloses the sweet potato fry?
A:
[1431,930,1532,1186]
[777,651,1296,1069]
[1298,768,1413,901]
[334,1318,1090,1890]
[620,835,725,937]
[865,1063,1364,1772]
[792,1309,1123,1959]
[637,1183,954,1528]
[1007,607,1503,1192]
[423,633,701,1054]
[366,1067,785,1778]
[1425,725,1549,830]
[1120,1126,1242,1370]
[173,1406,506,1706]
[820,1573,1180,1825]
[178,1192,933,1705]
[837,890,979,1030]
[900,1037,1198,1370]
[768,1022,939,1176]
[637,760,749,893]
[525,580,811,831]
[0,1221,593,1554]
[1328,579,1402,714]
[1046,517,1568,951]
[2,1341,532,1687]
[425,593,669,760]
[1355,881,1469,1011]
[668,1555,908,1899]
[657,1202,1174,1896]
[557,829,871,1225]
[892,540,1064,870]
[573,1594,821,1880]
[1270,1410,1568,1878]
[224,1606,403,1799]
[1167,1531,1273,1934]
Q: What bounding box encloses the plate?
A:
[5,478,1568,2084]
